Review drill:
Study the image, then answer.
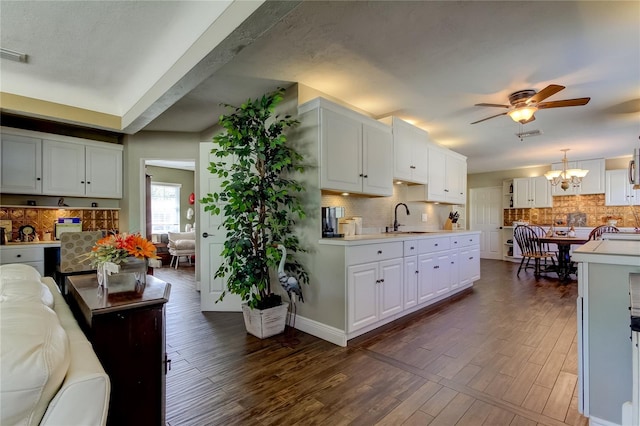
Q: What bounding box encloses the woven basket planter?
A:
[242,302,289,339]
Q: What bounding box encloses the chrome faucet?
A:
[393,203,410,232]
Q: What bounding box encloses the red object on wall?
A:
[189,192,195,204]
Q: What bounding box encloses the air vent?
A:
[515,129,542,140]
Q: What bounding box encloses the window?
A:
[151,182,181,233]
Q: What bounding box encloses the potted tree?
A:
[201,88,308,338]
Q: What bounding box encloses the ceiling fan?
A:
[471,84,590,125]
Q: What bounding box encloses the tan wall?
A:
[122,131,199,234]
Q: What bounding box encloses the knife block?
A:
[444,218,453,230]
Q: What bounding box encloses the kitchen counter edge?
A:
[319,230,480,246]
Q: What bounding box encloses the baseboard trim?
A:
[289,314,347,347]
[588,415,621,426]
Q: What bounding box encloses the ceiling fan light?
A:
[544,170,562,180]
[508,106,538,123]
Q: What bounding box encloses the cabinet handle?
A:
[375,279,380,284]
[379,278,384,283]
[36,177,41,181]
[359,174,364,177]
[81,181,85,184]
[377,250,382,254]
[87,181,91,184]
[16,254,21,258]
[363,174,368,178]
[469,257,474,260]
[410,246,414,250]
[415,270,419,274]
[454,241,458,244]
[451,261,455,264]
[444,189,449,192]
[434,243,438,247]
[434,265,439,269]
[410,165,416,169]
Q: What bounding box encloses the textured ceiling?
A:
[1,1,639,173]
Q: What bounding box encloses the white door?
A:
[85,145,122,198]
[199,142,242,311]
[347,262,379,332]
[378,258,403,319]
[362,123,393,196]
[470,187,503,260]
[320,108,362,193]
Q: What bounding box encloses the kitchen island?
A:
[295,230,480,346]
[572,240,640,426]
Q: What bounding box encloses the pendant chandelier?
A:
[544,149,589,191]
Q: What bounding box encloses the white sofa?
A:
[0,264,110,426]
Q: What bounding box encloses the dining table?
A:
[538,234,590,282]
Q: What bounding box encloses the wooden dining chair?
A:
[588,225,619,240]
[513,225,556,277]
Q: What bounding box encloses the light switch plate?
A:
[421,213,428,222]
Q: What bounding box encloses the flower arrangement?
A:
[89,233,158,267]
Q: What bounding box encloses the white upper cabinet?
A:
[605,169,640,206]
[300,98,393,196]
[407,145,467,204]
[43,139,123,198]
[512,176,552,208]
[391,117,429,184]
[551,158,605,196]
[1,127,123,199]
[0,133,42,194]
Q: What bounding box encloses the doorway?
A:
[142,159,197,279]
[470,187,504,260]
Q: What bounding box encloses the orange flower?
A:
[124,234,158,259]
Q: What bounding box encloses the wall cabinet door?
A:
[42,139,86,196]
[513,176,551,208]
[403,255,418,309]
[0,133,42,194]
[320,108,363,193]
[392,117,428,184]
[362,123,393,196]
[427,147,447,200]
[445,155,467,204]
[319,106,392,196]
[85,145,123,198]
[606,169,640,206]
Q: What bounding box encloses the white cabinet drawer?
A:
[455,234,479,247]
[0,246,44,263]
[347,242,403,265]
[403,240,419,257]
[418,237,450,253]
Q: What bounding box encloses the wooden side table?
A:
[66,274,171,426]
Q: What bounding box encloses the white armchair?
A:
[167,231,196,269]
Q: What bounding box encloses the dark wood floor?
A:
[154,260,588,426]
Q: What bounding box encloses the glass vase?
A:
[97,257,147,289]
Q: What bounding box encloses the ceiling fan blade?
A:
[471,112,507,124]
[527,84,565,104]
[475,103,510,108]
[538,98,591,109]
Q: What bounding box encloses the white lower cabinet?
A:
[347,242,404,333]
[0,246,45,275]
[345,233,481,339]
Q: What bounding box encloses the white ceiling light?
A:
[0,48,28,63]
[508,105,538,124]
[544,149,589,191]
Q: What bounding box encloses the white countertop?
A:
[319,230,480,246]
[572,240,640,266]
[1,241,61,248]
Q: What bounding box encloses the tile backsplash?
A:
[503,194,638,227]
[321,184,463,232]
[0,206,119,241]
